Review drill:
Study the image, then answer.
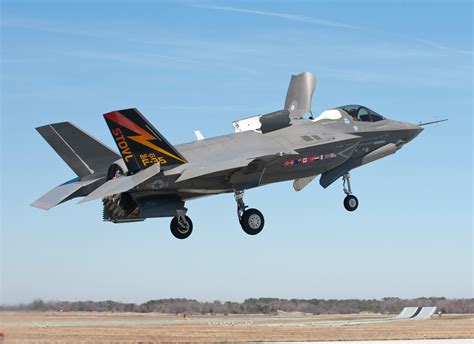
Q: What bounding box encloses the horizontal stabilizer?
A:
[80,163,161,203]
[31,177,104,210]
[36,122,120,178]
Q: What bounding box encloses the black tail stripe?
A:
[410,307,423,318]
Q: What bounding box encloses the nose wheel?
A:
[235,191,265,235]
[342,173,359,212]
[344,195,359,211]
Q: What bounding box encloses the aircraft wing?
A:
[170,140,299,183]
[172,133,360,184]
[174,158,254,183]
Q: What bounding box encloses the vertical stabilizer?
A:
[103,108,187,173]
[36,122,120,178]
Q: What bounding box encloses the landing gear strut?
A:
[235,191,265,235]
[342,172,359,212]
[170,209,193,239]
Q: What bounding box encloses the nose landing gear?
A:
[235,191,265,235]
[342,172,359,212]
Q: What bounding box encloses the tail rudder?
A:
[103,108,187,173]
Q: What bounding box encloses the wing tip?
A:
[30,200,53,210]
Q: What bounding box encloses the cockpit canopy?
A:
[337,105,385,122]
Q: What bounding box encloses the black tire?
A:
[240,208,264,235]
[343,195,359,211]
[170,216,193,239]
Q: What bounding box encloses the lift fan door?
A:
[285,72,317,119]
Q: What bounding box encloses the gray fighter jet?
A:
[32,72,439,239]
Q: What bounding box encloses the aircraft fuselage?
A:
[132,110,422,202]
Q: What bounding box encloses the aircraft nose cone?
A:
[405,124,423,142]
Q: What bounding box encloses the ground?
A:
[1,311,472,343]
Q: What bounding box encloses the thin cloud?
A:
[416,39,473,56]
[195,5,358,29]
[1,17,104,38]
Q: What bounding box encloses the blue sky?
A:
[1,0,472,304]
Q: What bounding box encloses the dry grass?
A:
[1,311,472,343]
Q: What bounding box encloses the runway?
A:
[2,311,472,343]
[6,306,438,329]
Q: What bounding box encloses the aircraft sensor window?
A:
[337,105,385,122]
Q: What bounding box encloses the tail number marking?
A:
[140,153,167,166]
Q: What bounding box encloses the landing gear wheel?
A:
[240,208,265,235]
[170,216,193,239]
[344,195,359,212]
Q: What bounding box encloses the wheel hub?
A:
[177,220,190,234]
[248,214,261,229]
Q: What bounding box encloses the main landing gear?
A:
[342,172,359,212]
[170,209,193,239]
[235,191,265,235]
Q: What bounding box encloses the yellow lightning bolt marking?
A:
[105,111,187,164]
[128,133,187,164]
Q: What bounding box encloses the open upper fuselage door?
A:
[233,72,317,134]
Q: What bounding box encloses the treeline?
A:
[2,297,473,314]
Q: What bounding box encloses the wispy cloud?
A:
[1,17,106,38]
[194,5,358,29]
[193,5,471,57]
[66,51,174,64]
[416,39,473,56]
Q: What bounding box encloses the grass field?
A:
[1,311,473,343]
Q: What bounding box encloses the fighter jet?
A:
[32,72,441,239]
